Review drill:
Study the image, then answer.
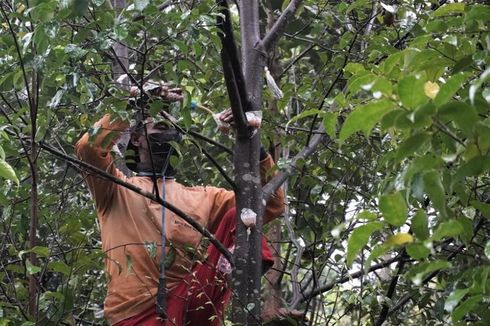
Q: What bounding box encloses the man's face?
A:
[130,119,172,163]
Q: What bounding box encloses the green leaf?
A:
[338,100,392,144]
[165,246,177,269]
[346,222,383,267]
[114,21,128,41]
[145,242,157,259]
[134,0,150,11]
[423,171,446,215]
[367,244,390,267]
[100,131,117,149]
[444,288,469,312]
[381,52,402,75]
[438,102,478,135]
[30,246,49,258]
[432,3,465,17]
[485,241,490,260]
[470,200,490,219]
[72,0,89,17]
[347,73,376,94]
[434,73,466,107]
[0,159,19,185]
[356,211,377,221]
[431,219,464,241]
[454,156,490,182]
[322,112,337,139]
[48,261,71,275]
[334,93,348,108]
[344,62,365,75]
[469,68,490,105]
[451,55,473,74]
[395,133,430,161]
[26,260,42,275]
[126,253,133,274]
[465,4,490,23]
[286,109,323,128]
[29,2,56,23]
[379,192,408,227]
[64,43,88,59]
[411,210,430,240]
[408,260,451,285]
[398,75,427,109]
[458,216,473,245]
[406,243,430,259]
[452,295,483,323]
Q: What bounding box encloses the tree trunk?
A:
[231,1,266,324]
[217,0,303,323]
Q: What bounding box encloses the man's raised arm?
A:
[75,114,129,215]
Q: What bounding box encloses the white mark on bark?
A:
[240,208,257,228]
[242,173,260,184]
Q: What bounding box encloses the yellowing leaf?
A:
[424,81,440,99]
[385,233,414,246]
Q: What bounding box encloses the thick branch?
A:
[39,142,234,266]
[220,50,250,138]
[263,0,304,51]
[263,130,326,200]
[216,0,250,138]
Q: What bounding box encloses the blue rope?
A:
[156,149,173,318]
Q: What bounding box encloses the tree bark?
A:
[215,0,303,323]
[230,1,266,324]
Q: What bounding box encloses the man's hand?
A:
[218,108,234,125]
[129,83,184,102]
[217,108,262,132]
[157,85,183,102]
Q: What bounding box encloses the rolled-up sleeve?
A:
[75,114,129,215]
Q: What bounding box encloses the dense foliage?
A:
[0,0,489,325]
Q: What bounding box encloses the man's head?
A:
[125,82,184,175]
[126,118,182,176]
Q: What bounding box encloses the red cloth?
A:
[114,208,274,326]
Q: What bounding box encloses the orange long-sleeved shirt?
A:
[75,114,284,325]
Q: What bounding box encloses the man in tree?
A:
[75,85,285,325]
